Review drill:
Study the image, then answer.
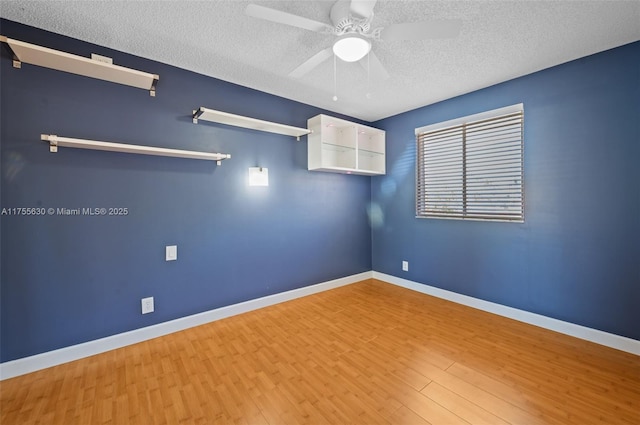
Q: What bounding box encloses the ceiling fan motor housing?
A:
[330,0,373,37]
[334,16,371,36]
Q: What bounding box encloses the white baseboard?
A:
[373,271,640,356]
[0,271,372,380]
[3,270,636,380]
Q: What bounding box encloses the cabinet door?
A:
[322,123,356,169]
[357,126,385,174]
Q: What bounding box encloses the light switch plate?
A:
[141,297,154,314]
[166,245,177,261]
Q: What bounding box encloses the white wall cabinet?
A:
[307,114,385,175]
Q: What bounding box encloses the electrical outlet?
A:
[141,297,154,314]
[402,261,409,272]
[166,245,177,261]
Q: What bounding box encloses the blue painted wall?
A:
[0,20,372,362]
[2,19,638,364]
[372,41,640,340]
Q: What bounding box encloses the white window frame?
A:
[415,104,524,222]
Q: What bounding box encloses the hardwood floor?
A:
[1,279,638,424]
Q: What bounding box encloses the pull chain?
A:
[366,50,371,99]
[333,53,338,102]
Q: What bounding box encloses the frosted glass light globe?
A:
[333,37,371,62]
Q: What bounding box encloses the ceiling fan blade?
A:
[381,20,462,41]
[360,50,389,81]
[289,48,334,79]
[350,0,377,19]
[246,4,333,33]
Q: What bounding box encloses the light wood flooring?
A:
[1,279,639,424]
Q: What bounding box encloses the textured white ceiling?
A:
[1,0,639,121]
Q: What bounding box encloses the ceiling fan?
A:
[246,0,462,80]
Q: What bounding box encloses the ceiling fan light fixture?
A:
[332,36,371,62]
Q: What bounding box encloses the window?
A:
[416,104,524,222]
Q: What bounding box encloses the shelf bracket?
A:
[44,134,59,152]
[150,74,159,97]
[0,35,20,68]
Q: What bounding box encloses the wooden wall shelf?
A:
[41,134,230,164]
[1,35,159,96]
[193,107,311,140]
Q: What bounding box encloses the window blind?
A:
[416,105,524,222]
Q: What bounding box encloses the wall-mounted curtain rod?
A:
[1,35,159,96]
[41,135,230,164]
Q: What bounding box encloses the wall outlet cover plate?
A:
[141,297,154,314]
[166,245,177,261]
